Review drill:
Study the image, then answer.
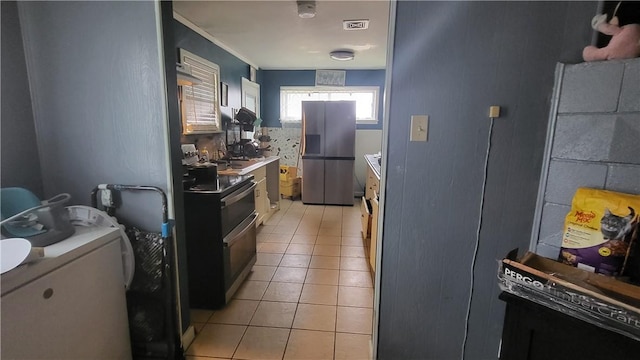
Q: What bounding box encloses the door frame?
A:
[371,0,397,358]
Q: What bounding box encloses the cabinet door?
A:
[361,197,371,239]
[1,240,131,359]
[250,166,267,225]
[499,293,640,359]
[250,165,267,181]
[370,197,379,272]
[365,167,375,200]
[254,177,268,225]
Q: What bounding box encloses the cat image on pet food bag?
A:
[560,188,640,276]
[601,207,635,240]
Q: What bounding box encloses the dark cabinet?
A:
[499,292,639,360]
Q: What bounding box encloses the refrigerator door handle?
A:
[301,111,306,156]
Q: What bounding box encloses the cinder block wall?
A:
[534,59,640,259]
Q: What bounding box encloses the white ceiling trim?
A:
[173,11,259,70]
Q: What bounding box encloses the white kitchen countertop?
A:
[218,156,280,176]
[364,154,381,180]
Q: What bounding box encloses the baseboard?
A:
[182,325,196,350]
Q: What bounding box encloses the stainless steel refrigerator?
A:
[301,101,356,205]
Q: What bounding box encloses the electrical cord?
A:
[461,116,495,359]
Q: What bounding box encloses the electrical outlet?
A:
[101,189,114,208]
[410,115,428,142]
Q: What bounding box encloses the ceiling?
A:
[173,0,390,70]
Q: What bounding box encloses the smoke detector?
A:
[297,1,316,19]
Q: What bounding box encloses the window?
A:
[242,77,260,118]
[179,49,221,134]
[280,86,379,124]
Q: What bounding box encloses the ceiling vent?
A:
[343,20,369,31]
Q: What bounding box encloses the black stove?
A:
[183,173,257,309]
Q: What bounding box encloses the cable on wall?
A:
[461,110,498,359]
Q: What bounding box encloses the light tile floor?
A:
[188,198,373,360]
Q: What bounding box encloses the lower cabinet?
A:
[245,158,280,226]
[362,157,381,274]
[499,292,640,359]
[365,167,378,200]
[249,166,268,226]
[254,177,269,225]
[360,195,380,273]
[1,239,131,359]
[361,196,372,239]
[369,196,379,272]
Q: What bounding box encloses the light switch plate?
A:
[489,106,500,118]
[410,115,428,142]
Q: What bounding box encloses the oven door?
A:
[220,181,256,238]
[223,211,258,299]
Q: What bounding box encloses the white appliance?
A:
[1,226,132,359]
[67,205,135,289]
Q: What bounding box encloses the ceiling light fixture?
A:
[329,50,355,61]
[297,1,316,19]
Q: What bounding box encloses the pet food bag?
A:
[560,188,640,276]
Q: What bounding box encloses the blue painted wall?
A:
[378,1,597,359]
[1,1,43,197]
[19,0,172,231]
[171,23,385,131]
[173,21,251,126]
[260,69,385,129]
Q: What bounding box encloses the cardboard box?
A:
[279,166,297,181]
[499,249,640,341]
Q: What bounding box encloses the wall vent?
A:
[343,20,369,31]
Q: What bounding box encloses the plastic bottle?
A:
[200,148,209,162]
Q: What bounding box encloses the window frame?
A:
[179,48,222,134]
[280,86,379,124]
